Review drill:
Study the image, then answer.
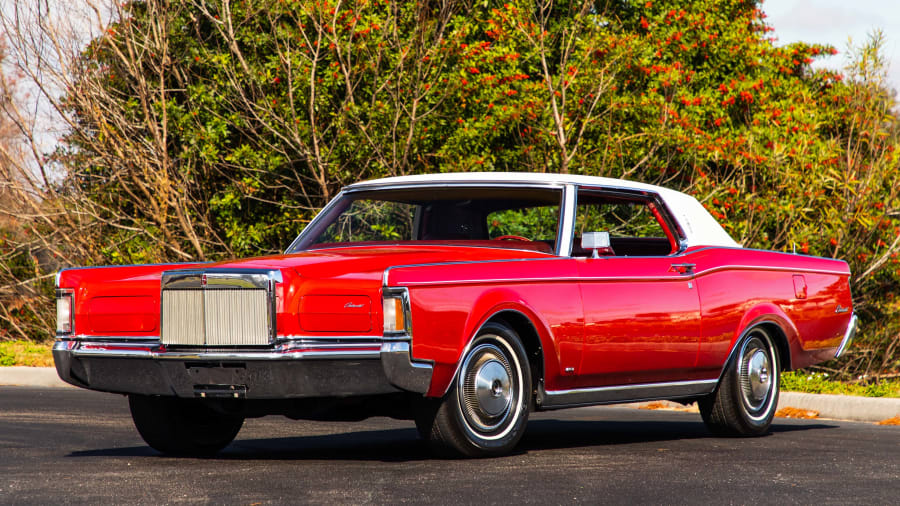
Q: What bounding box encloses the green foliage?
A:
[0,340,54,367]
[781,371,900,398]
[488,207,560,241]
[56,0,900,264]
[0,230,57,343]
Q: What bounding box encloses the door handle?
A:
[669,263,696,275]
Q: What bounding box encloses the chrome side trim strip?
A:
[835,313,858,358]
[62,335,160,342]
[382,257,567,286]
[537,379,718,410]
[397,275,680,287]
[64,335,387,344]
[279,335,384,342]
[280,342,382,349]
[385,262,849,288]
[695,264,849,278]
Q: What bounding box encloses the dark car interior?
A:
[570,237,673,257]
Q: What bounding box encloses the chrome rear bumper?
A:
[834,313,858,358]
[53,337,433,399]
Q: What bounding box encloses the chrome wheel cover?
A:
[739,332,778,420]
[457,339,523,440]
[473,359,512,417]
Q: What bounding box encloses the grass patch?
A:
[781,371,900,398]
[0,340,54,367]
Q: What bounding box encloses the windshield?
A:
[287,186,563,254]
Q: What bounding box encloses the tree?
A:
[0,34,59,341]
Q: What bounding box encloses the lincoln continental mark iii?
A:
[53,173,857,457]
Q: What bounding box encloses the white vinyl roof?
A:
[347,172,740,248]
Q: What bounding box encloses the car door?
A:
[572,189,702,388]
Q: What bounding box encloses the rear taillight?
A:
[382,288,410,334]
[56,289,74,336]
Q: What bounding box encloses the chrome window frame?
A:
[569,185,688,257]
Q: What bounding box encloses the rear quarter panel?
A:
[690,247,852,375]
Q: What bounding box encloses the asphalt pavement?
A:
[1,386,898,504]
[3,366,898,422]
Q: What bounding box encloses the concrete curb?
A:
[0,366,73,389]
[777,392,900,423]
[619,392,900,424]
[2,367,899,423]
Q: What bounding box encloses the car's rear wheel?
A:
[128,395,244,456]
[700,326,780,435]
[416,322,531,457]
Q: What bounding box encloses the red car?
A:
[54,173,857,457]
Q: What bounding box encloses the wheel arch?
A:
[757,321,791,372]
[721,304,797,379]
[438,300,553,398]
[484,310,545,406]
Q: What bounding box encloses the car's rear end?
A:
[52,261,432,402]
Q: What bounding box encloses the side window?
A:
[574,192,673,257]
[576,200,664,238]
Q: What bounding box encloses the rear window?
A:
[316,200,417,243]
[292,187,563,254]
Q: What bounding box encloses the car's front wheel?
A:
[128,395,244,456]
[700,326,780,435]
[416,322,532,457]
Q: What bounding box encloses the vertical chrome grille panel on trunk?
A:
[204,290,269,345]
[160,269,281,347]
[160,290,205,346]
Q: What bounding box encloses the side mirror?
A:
[582,231,613,258]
